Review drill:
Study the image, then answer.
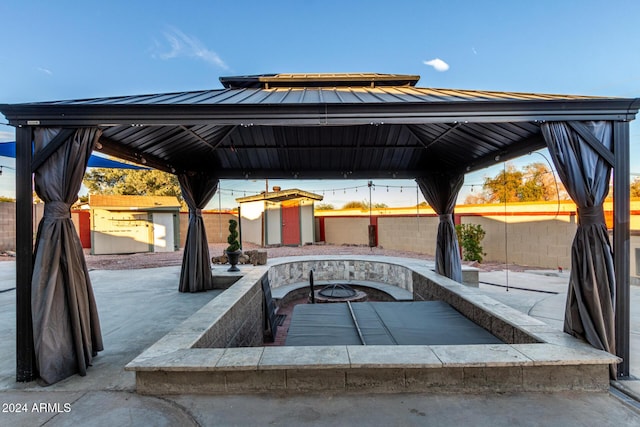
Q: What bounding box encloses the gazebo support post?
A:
[15,125,36,382]
[613,120,630,379]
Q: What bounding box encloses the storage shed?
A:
[236,188,323,246]
[89,195,181,255]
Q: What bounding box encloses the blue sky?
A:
[1,0,639,209]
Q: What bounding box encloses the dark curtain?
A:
[541,121,616,377]
[31,128,104,385]
[416,172,464,282]
[178,172,219,292]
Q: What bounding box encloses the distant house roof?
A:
[236,188,323,203]
[89,195,181,210]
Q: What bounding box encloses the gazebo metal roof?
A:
[2,73,639,382]
[2,73,637,180]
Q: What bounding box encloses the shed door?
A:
[152,212,175,252]
[281,201,300,245]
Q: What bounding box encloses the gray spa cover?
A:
[285,301,502,346]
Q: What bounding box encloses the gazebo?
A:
[1,73,638,384]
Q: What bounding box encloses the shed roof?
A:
[236,188,324,203]
[1,73,638,179]
[89,195,181,209]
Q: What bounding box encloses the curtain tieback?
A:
[578,205,605,226]
[192,208,203,217]
[44,201,71,219]
[439,214,453,222]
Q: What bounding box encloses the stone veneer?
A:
[126,256,619,395]
[268,259,414,292]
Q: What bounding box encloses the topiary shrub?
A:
[226,219,240,252]
[455,223,486,262]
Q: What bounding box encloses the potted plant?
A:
[225,219,242,272]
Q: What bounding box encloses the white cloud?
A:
[37,67,53,75]
[423,58,450,72]
[153,26,229,70]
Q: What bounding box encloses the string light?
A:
[215,181,443,203]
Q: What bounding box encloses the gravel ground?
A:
[74,242,537,272]
[1,243,541,272]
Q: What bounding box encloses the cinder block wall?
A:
[461,215,576,270]
[179,212,237,247]
[315,212,616,272]
[323,217,370,245]
[0,202,44,251]
[377,216,439,254]
[0,202,15,251]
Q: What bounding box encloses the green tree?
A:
[632,177,640,198]
[341,199,386,210]
[482,164,524,203]
[83,168,183,204]
[342,200,368,210]
[467,162,567,204]
[315,203,335,210]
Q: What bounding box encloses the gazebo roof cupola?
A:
[219,73,421,89]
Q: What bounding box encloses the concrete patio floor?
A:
[0,260,639,426]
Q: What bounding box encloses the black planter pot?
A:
[226,250,242,272]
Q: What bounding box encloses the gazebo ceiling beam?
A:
[207,168,426,180]
[96,135,175,174]
[223,144,424,151]
[407,122,464,150]
[210,125,238,152]
[179,125,217,150]
[463,132,547,174]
